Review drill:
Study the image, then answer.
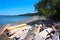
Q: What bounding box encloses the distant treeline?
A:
[18,13,39,16]
[0,13,39,16]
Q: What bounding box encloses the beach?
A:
[0,16,60,40]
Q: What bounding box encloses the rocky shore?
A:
[0,16,60,40]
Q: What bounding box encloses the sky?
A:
[0,0,39,15]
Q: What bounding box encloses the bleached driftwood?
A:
[52,31,59,40]
[24,24,41,40]
[0,24,27,35]
[34,28,53,40]
[0,24,28,40]
[9,25,32,39]
[52,26,59,40]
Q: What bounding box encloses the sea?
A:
[0,16,31,25]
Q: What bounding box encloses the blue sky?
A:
[0,0,39,15]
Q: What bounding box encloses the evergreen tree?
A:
[35,0,56,18]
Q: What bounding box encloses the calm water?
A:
[0,16,31,25]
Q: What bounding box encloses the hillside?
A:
[18,13,38,16]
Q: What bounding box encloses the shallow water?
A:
[0,16,31,25]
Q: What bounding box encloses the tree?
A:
[35,0,56,18]
[55,0,60,13]
[49,0,60,21]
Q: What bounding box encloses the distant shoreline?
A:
[0,13,38,16]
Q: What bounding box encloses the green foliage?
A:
[54,0,60,11]
[35,0,57,18]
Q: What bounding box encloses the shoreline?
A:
[0,16,60,40]
[8,16,41,26]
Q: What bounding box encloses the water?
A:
[0,16,31,25]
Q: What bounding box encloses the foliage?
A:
[55,0,60,13]
[49,0,60,21]
[34,0,57,18]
